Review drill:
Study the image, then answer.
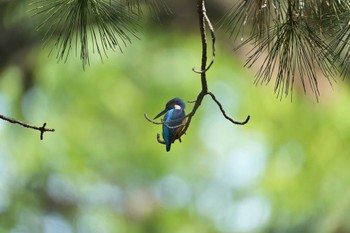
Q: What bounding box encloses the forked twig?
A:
[0,114,55,140]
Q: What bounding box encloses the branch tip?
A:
[144,113,163,125]
[208,92,250,125]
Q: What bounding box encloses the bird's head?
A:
[154,97,186,119]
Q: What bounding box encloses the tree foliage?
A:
[2,1,350,232]
[31,0,169,69]
[32,0,142,69]
[221,0,350,99]
[32,0,350,98]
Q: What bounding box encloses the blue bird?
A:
[154,98,186,152]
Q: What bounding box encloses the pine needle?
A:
[31,0,140,69]
[221,0,344,99]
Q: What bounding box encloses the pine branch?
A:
[221,0,350,99]
[31,0,140,69]
[246,3,337,99]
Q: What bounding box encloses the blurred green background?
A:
[1,1,350,233]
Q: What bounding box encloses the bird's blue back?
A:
[163,108,185,152]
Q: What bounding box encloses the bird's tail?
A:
[165,140,171,152]
[163,127,172,152]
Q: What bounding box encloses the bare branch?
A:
[181,92,206,134]
[147,0,250,149]
[0,114,55,140]
[197,0,208,92]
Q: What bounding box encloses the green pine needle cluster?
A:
[31,0,168,69]
[221,0,350,99]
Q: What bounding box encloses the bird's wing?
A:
[164,109,174,123]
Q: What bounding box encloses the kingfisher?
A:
[154,98,186,152]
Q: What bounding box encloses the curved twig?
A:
[207,92,250,125]
[144,113,163,125]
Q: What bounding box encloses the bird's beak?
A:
[154,108,168,119]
